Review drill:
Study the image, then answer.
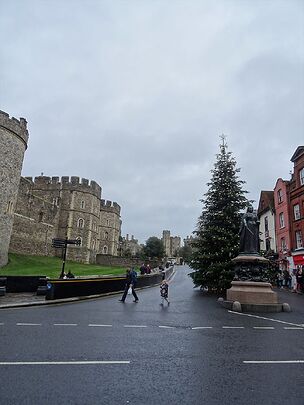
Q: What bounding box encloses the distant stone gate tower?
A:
[0,111,29,267]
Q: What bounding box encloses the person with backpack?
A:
[119,268,139,303]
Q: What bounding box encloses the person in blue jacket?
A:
[119,268,139,303]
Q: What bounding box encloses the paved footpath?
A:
[0,266,304,405]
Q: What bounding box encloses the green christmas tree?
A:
[190,137,249,292]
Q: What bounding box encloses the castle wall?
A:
[9,175,122,265]
[0,111,29,267]
[9,177,58,256]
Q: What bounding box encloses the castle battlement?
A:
[31,175,102,198]
[100,199,121,214]
[0,110,29,148]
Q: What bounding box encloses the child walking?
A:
[160,279,170,306]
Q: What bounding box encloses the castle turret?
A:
[0,110,29,267]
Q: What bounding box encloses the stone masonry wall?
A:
[0,111,29,267]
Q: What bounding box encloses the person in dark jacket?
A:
[119,268,139,302]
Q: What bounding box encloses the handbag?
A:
[127,286,132,295]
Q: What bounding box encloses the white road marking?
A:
[123,325,147,328]
[222,326,244,329]
[192,327,213,330]
[0,323,4,325]
[0,361,130,365]
[244,360,304,364]
[53,323,78,326]
[284,327,304,330]
[228,310,304,327]
[159,325,175,329]
[253,327,274,330]
[88,324,112,327]
[16,323,41,326]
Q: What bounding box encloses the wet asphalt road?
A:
[0,265,304,405]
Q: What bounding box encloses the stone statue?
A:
[239,206,260,254]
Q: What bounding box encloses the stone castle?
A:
[0,110,121,266]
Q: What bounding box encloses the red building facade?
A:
[289,146,304,266]
[273,178,292,268]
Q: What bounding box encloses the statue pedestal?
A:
[227,281,278,304]
[220,253,291,312]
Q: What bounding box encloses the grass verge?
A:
[1,253,127,278]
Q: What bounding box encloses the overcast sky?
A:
[1,0,303,244]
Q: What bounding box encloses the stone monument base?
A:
[223,281,291,313]
[227,281,278,304]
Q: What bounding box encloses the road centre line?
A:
[222,326,244,329]
[253,327,274,330]
[284,327,303,330]
[16,323,41,326]
[159,325,175,329]
[0,361,130,366]
[243,360,304,364]
[53,323,78,326]
[228,310,304,327]
[88,324,112,327]
[192,327,213,330]
[123,325,147,328]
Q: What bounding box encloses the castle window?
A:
[6,201,14,214]
[80,200,85,209]
[106,219,110,226]
[104,231,109,240]
[77,218,85,228]
[38,212,44,222]
[76,237,82,247]
[103,246,108,254]
[52,197,59,206]
[92,239,96,250]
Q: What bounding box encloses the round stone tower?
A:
[0,110,29,267]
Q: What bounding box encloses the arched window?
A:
[80,200,85,209]
[104,231,109,240]
[77,218,84,228]
[103,246,108,254]
[92,239,96,250]
[76,237,82,247]
[106,219,110,226]
[6,201,14,214]
[38,212,44,222]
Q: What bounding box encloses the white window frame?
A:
[281,237,287,252]
[277,189,283,203]
[294,204,301,220]
[295,231,303,249]
[77,218,85,228]
[279,212,285,228]
[300,168,304,186]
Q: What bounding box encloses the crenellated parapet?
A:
[0,110,29,148]
[100,199,121,215]
[30,175,102,198]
